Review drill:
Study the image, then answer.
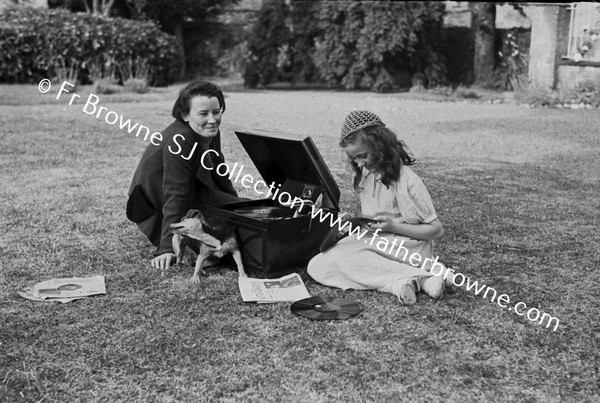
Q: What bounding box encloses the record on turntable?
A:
[233,206,293,219]
[291,296,362,320]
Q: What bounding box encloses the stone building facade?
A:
[521,3,599,92]
[0,0,46,11]
[446,2,599,92]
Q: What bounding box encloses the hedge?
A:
[312,1,447,91]
[242,0,447,91]
[0,6,183,86]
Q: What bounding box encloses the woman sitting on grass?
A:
[308,110,449,305]
[126,80,240,270]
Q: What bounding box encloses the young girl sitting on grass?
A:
[308,110,448,305]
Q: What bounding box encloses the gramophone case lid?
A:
[234,130,340,210]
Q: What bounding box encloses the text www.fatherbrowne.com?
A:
[308,207,561,332]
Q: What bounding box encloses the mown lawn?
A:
[1,82,598,402]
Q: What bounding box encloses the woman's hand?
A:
[151,253,176,270]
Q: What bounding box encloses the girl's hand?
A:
[369,216,395,232]
[151,253,176,270]
[370,217,444,240]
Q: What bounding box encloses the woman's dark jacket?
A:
[126,119,238,256]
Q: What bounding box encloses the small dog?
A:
[168,210,246,283]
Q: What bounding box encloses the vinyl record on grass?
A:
[291,296,362,320]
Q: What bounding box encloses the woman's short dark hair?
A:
[172,81,226,122]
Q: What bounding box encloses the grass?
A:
[1,82,599,402]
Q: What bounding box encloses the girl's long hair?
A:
[340,126,416,191]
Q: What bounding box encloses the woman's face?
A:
[182,95,223,137]
[343,138,376,172]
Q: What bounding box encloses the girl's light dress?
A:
[307,165,442,296]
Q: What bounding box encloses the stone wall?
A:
[443,1,531,29]
[525,4,599,91]
[524,5,562,90]
[0,0,47,11]
[558,64,600,92]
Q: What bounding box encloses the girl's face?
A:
[182,95,222,137]
[343,138,376,172]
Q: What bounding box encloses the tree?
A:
[242,0,323,87]
[50,0,239,78]
[287,0,322,83]
[126,0,239,77]
[84,0,116,15]
[243,0,291,87]
[312,1,446,91]
[48,0,116,15]
[470,2,496,86]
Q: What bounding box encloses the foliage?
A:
[439,26,530,90]
[410,84,486,102]
[559,79,600,107]
[442,27,474,87]
[182,20,238,78]
[573,79,600,106]
[217,41,250,77]
[312,1,447,91]
[243,1,447,90]
[0,5,182,85]
[78,0,117,15]
[243,0,291,88]
[125,0,240,78]
[48,0,131,16]
[124,78,149,93]
[488,29,530,91]
[455,88,481,99]
[471,3,531,90]
[0,24,43,84]
[286,0,322,83]
[54,58,82,88]
[49,0,240,79]
[124,0,237,26]
[243,0,323,87]
[512,78,561,107]
[49,0,237,21]
[118,58,151,83]
[512,77,600,108]
[93,77,123,94]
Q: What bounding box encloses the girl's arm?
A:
[370,217,443,241]
[369,166,443,241]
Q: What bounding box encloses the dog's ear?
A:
[186,209,200,219]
